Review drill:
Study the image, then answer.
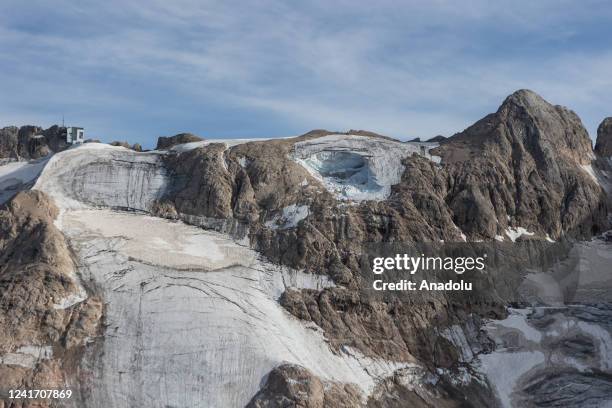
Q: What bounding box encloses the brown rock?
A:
[0,191,101,395]
[155,132,203,150]
[595,117,612,157]
[110,140,130,148]
[247,364,362,408]
[0,125,69,160]
[434,89,608,240]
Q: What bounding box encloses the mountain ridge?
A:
[0,89,611,407]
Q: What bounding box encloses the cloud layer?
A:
[1,0,611,147]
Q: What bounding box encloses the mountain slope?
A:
[0,90,610,407]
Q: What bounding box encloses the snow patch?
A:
[436,367,473,386]
[0,345,53,368]
[505,226,534,242]
[265,204,310,230]
[340,346,420,395]
[581,164,600,184]
[53,289,87,310]
[238,156,250,168]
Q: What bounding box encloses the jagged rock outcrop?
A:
[247,364,363,408]
[0,126,19,159]
[595,117,612,157]
[109,141,143,151]
[247,362,496,408]
[434,89,608,239]
[426,135,446,142]
[155,132,203,150]
[0,125,70,160]
[110,140,131,148]
[157,137,469,284]
[0,191,102,405]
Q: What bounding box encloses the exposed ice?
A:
[34,143,168,211]
[59,208,408,407]
[476,304,612,407]
[521,272,565,305]
[291,134,439,201]
[65,210,256,270]
[487,309,542,343]
[0,157,49,203]
[478,351,544,408]
[238,156,249,168]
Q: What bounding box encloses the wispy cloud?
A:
[0,0,611,146]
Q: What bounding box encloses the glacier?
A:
[0,157,49,204]
[291,134,440,201]
[0,134,607,407]
[27,142,417,407]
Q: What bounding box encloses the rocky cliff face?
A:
[435,89,607,240]
[155,132,203,150]
[152,90,608,278]
[596,117,612,158]
[0,125,70,160]
[0,191,102,406]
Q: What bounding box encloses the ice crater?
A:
[300,151,385,199]
[291,134,439,202]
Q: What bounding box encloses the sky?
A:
[1,1,612,148]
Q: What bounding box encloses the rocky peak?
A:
[595,117,612,157]
[441,89,593,166]
[501,88,548,110]
[426,135,446,142]
[431,90,607,240]
[155,132,203,150]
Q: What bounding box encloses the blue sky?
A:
[1,1,612,148]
